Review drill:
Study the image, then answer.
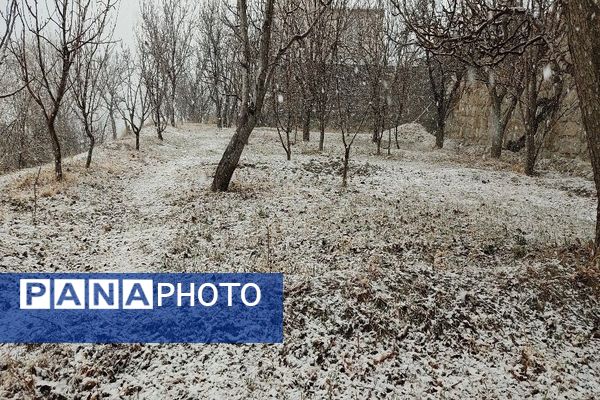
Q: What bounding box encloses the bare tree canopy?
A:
[210,0,334,192]
[11,0,118,180]
[566,0,600,252]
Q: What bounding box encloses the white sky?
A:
[114,0,141,48]
[0,0,142,48]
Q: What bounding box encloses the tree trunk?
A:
[47,120,63,181]
[342,147,350,187]
[85,127,95,168]
[211,0,279,192]
[566,0,600,251]
[372,120,379,143]
[302,105,311,142]
[387,128,391,155]
[488,85,518,159]
[212,115,256,192]
[435,129,445,149]
[319,120,325,152]
[489,95,504,159]
[170,86,176,127]
[18,118,26,169]
[286,131,292,161]
[524,105,538,176]
[523,62,537,176]
[435,111,445,149]
[110,110,117,140]
[228,101,237,128]
[156,110,164,141]
[222,96,230,127]
[216,97,223,129]
[524,129,536,176]
[135,132,140,151]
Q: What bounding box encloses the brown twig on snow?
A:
[32,166,41,225]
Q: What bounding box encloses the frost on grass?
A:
[0,124,598,399]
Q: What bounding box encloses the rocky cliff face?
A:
[446,83,587,158]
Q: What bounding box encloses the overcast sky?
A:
[0,0,141,48]
[114,1,141,48]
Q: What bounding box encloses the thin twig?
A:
[32,166,42,225]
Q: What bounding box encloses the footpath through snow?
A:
[0,124,598,399]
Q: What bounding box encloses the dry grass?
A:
[4,156,122,201]
[0,356,36,398]
[227,176,275,198]
[10,167,75,198]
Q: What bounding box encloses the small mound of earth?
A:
[302,159,381,176]
[394,123,436,151]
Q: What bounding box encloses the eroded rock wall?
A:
[446,83,587,158]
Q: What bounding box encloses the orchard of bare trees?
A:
[1,1,600,397]
[0,0,599,248]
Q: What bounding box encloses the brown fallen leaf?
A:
[373,350,397,364]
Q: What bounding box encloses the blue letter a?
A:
[126,283,150,307]
[57,283,81,306]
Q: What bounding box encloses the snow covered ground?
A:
[0,124,598,399]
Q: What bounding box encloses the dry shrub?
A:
[573,266,600,294]
[4,156,122,201]
[0,356,36,398]
[7,166,75,199]
[521,240,600,302]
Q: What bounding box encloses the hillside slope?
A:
[0,125,598,399]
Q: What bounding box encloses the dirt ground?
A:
[0,124,598,399]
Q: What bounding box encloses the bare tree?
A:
[100,49,125,140]
[398,0,539,158]
[352,4,388,152]
[394,1,464,149]
[0,0,22,99]
[70,45,110,168]
[12,0,117,181]
[203,6,241,129]
[426,52,464,149]
[177,54,212,124]
[385,25,420,151]
[140,0,196,128]
[200,0,228,128]
[517,1,572,175]
[0,85,36,169]
[211,0,332,192]
[0,0,16,59]
[271,54,298,161]
[291,0,349,149]
[565,0,600,252]
[139,37,169,141]
[119,49,151,151]
[0,72,82,172]
[486,66,525,157]
[291,44,313,142]
[335,77,368,187]
[70,11,115,168]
